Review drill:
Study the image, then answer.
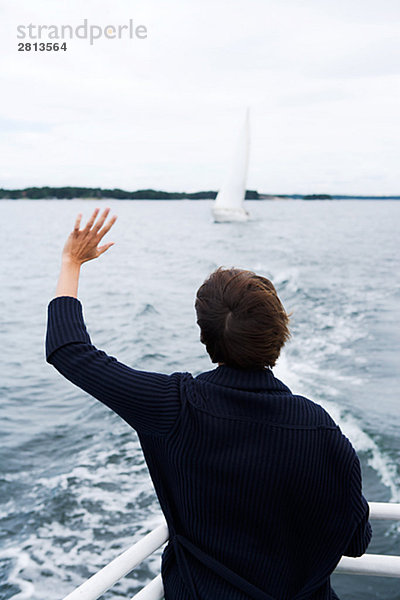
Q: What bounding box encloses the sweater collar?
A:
[196,365,291,393]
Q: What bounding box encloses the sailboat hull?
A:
[212,207,249,222]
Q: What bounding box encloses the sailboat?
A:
[212,109,250,223]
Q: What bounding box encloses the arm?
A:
[46,297,182,435]
[46,209,182,436]
[343,455,372,557]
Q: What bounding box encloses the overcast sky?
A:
[1,0,400,195]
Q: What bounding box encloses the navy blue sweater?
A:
[46,297,371,600]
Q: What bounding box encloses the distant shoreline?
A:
[0,187,399,201]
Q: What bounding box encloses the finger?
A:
[83,208,100,232]
[74,213,82,232]
[92,207,111,233]
[97,214,118,241]
[97,242,115,256]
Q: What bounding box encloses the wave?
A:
[0,434,165,599]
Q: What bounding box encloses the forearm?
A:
[55,258,81,298]
[344,457,372,557]
[344,509,372,557]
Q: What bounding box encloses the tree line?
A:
[0,187,260,200]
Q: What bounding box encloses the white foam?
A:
[0,432,165,599]
[0,547,35,599]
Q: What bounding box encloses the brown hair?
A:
[195,267,290,369]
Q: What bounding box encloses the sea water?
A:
[0,199,399,600]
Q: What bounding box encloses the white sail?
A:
[212,109,250,222]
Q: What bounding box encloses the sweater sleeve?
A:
[343,455,372,557]
[45,296,182,436]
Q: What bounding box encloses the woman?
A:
[46,208,371,600]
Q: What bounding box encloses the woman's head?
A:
[195,268,290,369]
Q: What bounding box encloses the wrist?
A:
[62,255,82,268]
[56,256,81,298]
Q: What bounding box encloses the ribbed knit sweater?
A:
[46,297,371,600]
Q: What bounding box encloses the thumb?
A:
[97,242,115,256]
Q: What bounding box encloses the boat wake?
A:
[269,264,400,505]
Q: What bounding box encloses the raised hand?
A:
[62,207,117,265]
[55,208,118,298]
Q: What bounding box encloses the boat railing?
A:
[62,502,400,600]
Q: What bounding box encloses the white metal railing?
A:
[63,524,168,600]
[62,502,400,600]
